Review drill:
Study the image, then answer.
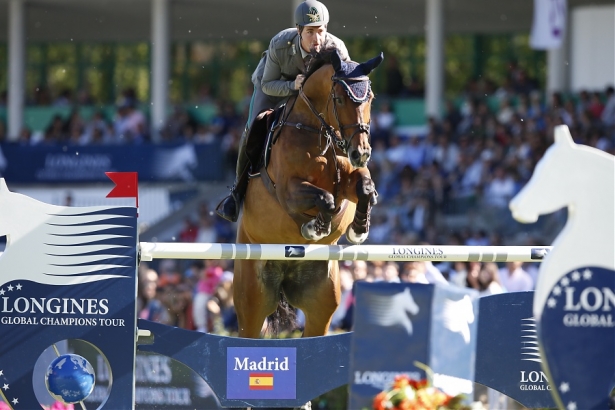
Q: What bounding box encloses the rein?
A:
[279,71,371,157]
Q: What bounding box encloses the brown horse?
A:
[234,48,383,338]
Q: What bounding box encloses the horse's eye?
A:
[334,97,343,105]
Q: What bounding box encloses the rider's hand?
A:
[294,74,305,90]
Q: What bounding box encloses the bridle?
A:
[281,73,372,156]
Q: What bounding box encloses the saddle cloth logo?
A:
[285,246,305,258]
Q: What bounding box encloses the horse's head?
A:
[302,49,383,168]
[510,125,576,223]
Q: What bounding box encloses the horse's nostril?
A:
[351,151,360,160]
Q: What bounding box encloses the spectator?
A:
[384,56,405,97]
[477,263,505,296]
[371,101,396,144]
[193,262,222,332]
[498,261,533,292]
[483,166,516,208]
[383,262,401,283]
[138,268,171,324]
[330,265,354,330]
[178,217,199,243]
[601,86,615,132]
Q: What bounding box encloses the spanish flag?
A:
[249,373,274,390]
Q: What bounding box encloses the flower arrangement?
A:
[372,363,470,410]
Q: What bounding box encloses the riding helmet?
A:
[295,0,330,27]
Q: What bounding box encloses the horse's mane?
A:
[304,47,340,82]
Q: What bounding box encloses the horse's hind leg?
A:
[283,261,340,337]
[234,259,279,338]
[347,172,377,244]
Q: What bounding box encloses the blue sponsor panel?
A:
[539,267,615,410]
[68,347,223,409]
[138,320,351,408]
[475,291,556,408]
[227,347,296,399]
[0,142,224,183]
[0,206,138,409]
[429,285,478,390]
[349,282,478,409]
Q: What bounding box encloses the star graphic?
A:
[571,271,581,281]
[11,398,18,405]
[6,285,13,291]
[0,370,3,376]
[567,402,576,410]
[0,289,4,296]
[560,277,570,287]
[2,384,7,390]
[547,298,557,308]
[560,382,570,393]
[15,284,22,290]
[583,269,592,280]
[552,285,562,296]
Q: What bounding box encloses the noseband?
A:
[293,75,371,156]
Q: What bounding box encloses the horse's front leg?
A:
[284,178,336,241]
[346,169,377,245]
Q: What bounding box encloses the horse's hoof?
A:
[301,219,331,241]
[346,224,368,244]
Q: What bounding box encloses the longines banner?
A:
[0,142,224,183]
[475,291,556,408]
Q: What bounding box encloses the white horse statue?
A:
[510,125,615,408]
[509,125,615,319]
[0,178,134,288]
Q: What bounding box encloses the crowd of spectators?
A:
[1,66,614,337]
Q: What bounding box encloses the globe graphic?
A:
[45,354,95,404]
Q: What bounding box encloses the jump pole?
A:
[140,243,552,263]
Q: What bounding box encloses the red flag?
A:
[105,172,138,209]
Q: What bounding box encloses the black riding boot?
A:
[216,130,250,222]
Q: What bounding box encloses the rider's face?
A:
[299,25,327,53]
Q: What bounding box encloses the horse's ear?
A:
[361,52,384,75]
[554,125,574,147]
[331,49,343,72]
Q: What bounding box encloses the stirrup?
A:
[215,186,240,223]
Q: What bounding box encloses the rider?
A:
[216,0,350,223]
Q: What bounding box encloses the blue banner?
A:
[539,267,615,410]
[349,282,478,409]
[475,292,556,408]
[0,204,138,409]
[0,142,225,183]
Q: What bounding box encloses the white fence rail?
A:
[139,243,552,263]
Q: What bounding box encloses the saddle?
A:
[245,104,286,176]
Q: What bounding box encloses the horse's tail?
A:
[266,291,297,337]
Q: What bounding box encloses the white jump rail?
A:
[139,243,552,263]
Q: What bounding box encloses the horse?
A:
[234,48,383,338]
[509,124,615,318]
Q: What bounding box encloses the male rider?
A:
[216,0,350,222]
